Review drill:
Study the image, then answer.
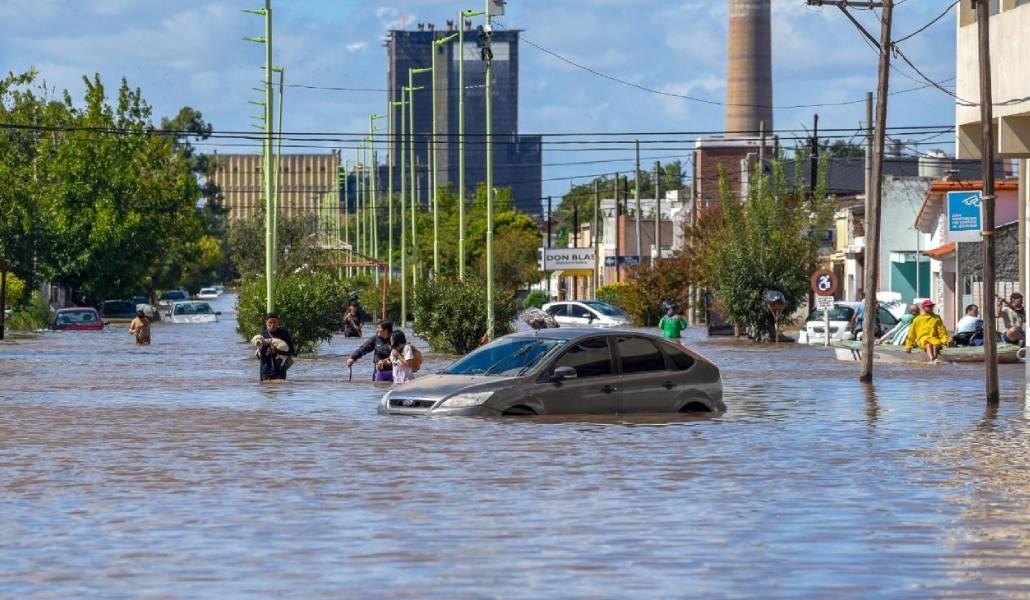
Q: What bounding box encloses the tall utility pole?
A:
[974,0,999,402]
[243,0,274,312]
[593,181,601,293]
[458,10,484,281]
[810,113,819,198]
[484,0,500,339]
[808,0,891,383]
[654,161,662,263]
[432,32,459,277]
[634,140,643,264]
[546,196,553,297]
[408,67,429,288]
[614,173,621,282]
[399,88,410,324]
[862,1,892,383]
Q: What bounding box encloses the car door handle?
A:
[601,385,617,394]
[662,381,676,389]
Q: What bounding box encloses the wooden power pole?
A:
[973,0,999,402]
[808,0,892,382]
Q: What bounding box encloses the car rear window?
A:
[662,345,696,371]
[616,337,667,374]
[102,301,134,314]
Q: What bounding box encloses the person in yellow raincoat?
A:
[905,299,950,361]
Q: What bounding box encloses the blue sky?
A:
[3,0,960,200]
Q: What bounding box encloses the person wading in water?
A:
[128,309,151,345]
[346,320,394,382]
[254,313,296,381]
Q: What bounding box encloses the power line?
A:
[894,0,958,43]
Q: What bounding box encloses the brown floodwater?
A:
[2,294,1030,598]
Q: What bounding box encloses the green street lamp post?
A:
[370,115,384,277]
[432,32,459,276]
[243,0,275,312]
[408,67,430,288]
[484,0,496,339]
[458,9,485,281]
[389,98,406,283]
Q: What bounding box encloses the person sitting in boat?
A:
[953,304,984,347]
[877,303,918,346]
[998,292,1025,346]
[905,300,950,361]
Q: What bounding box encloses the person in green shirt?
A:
[659,305,688,344]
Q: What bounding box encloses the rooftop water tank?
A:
[918,150,949,179]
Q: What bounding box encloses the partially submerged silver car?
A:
[379,328,724,416]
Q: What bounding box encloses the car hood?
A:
[389,373,518,400]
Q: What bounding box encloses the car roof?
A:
[505,327,656,342]
[57,307,97,313]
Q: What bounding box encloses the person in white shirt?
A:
[954,304,984,347]
[389,330,416,384]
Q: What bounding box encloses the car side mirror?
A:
[551,366,578,383]
[103,321,110,327]
[586,312,595,321]
[215,311,222,316]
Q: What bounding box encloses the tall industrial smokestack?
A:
[726,0,773,136]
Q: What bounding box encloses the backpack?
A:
[409,345,424,373]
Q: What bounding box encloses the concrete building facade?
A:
[208,152,340,222]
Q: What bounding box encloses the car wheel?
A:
[679,401,711,413]
[502,405,537,416]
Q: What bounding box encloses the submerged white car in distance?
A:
[167,301,220,324]
[542,300,628,328]
[196,287,220,300]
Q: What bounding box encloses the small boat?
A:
[832,340,1022,364]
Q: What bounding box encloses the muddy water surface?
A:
[2,295,1030,598]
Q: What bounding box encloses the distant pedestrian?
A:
[905,300,949,361]
[389,330,419,385]
[659,304,688,344]
[877,303,918,346]
[128,309,151,345]
[998,292,1025,345]
[346,320,394,382]
[254,313,296,381]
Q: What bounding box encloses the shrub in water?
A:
[413,278,518,355]
[237,271,348,353]
[6,291,53,332]
[522,289,548,310]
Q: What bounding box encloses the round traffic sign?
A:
[810,268,838,297]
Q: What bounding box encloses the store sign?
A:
[946,190,982,243]
[539,247,596,271]
[603,256,641,268]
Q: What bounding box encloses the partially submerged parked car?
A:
[196,287,220,300]
[100,299,137,323]
[379,328,723,416]
[157,289,188,309]
[167,301,220,324]
[52,307,104,331]
[797,301,901,344]
[542,300,629,328]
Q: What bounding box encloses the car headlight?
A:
[438,391,494,409]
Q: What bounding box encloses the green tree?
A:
[227,211,322,279]
[32,75,205,303]
[697,161,833,339]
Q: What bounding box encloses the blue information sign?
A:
[946,190,982,242]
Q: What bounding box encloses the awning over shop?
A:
[922,241,956,259]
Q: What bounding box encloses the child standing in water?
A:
[389,330,417,384]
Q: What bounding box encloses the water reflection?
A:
[1,296,1029,597]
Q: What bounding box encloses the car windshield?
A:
[442,337,567,376]
[102,301,134,314]
[160,291,187,301]
[807,306,856,322]
[57,311,97,325]
[582,301,625,317]
[174,303,212,315]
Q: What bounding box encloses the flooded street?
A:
[3,295,1030,598]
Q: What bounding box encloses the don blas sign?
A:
[946,190,982,243]
[539,247,596,271]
